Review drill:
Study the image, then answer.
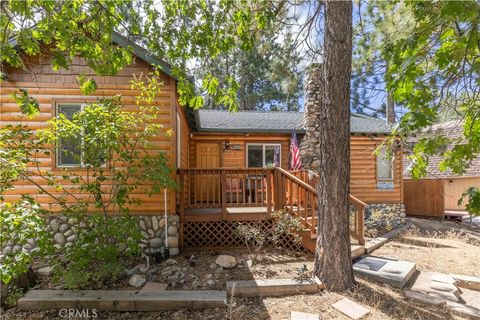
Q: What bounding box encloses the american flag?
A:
[289,129,302,170]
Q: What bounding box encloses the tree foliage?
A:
[385,1,480,179]
[0,71,175,288]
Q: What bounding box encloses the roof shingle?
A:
[196,110,392,134]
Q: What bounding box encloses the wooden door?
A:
[196,143,220,206]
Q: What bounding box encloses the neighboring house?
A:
[403,120,480,218]
[1,33,403,254]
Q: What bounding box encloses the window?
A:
[56,104,83,167]
[376,147,393,181]
[246,144,281,167]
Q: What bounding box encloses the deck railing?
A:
[177,167,365,244]
[178,168,274,221]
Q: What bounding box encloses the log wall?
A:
[1,53,179,215]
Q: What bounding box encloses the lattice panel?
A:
[182,220,306,252]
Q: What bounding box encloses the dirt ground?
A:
[2,217,478,320]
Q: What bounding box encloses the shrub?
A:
[1,71,175,289]
[54,213,141,289]
[236,209,303,261]
[0,197,53,286]
[458,186,480,223]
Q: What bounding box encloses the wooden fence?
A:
[404,179,445,217]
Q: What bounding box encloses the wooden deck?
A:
[184,207,273,222]
[177,168,366,253]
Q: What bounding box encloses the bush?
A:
[236,209,303,261]
[53,213,141,289]
[1,71,175,289]
[0,197,53,286]
[458,186,480,223]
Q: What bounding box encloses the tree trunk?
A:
[313,0,354,291]
[386,90,395,124]
[386,62,395,124]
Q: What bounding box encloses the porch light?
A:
[224,140,231,152]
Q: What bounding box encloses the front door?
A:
[196,143,220,205]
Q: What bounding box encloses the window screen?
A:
[377,147,393,180]
[57,104,82,167]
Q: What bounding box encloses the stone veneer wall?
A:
[299,64,324,170]
[365,203,406,218]
[2,215,179,256]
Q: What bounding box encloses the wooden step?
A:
[17,290,227,311]
[226,278,322,297]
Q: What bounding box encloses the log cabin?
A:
[1,32,404,255]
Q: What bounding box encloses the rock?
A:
[3,246,12,254]
[166,259,177,266]
[67,217,78,225]
[145,217,152,229]
[215,267,223,273]
[167,236,178,248]
[66,234,77,242]
[150,238,162,248]
[36,266,53,277]
[50,219,60,231]
[215,255,237,269]
[59,224,69,233]
[134,264,148,273]
[129,274,146,287]
[141,231,149,239]
[210,263,218,270]
[167,225,177,236]
[126,267,138,276]
[167,274,179,282]
[152,216,159,231]
[244,259,253,268]
[206,279,216,286]
[54,233,66,245]
[64,229,73,237]
[139,220,147,231]
[12,245,21,253]
[159,218,165,229]
[169,248,179,256]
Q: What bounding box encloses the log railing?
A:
[273,168,318,235]
[349,194,366,245]
[178,167,365,244]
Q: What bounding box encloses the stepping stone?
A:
[461,288,480,309]
[18,290,227,311]
[405,290,445,306]
[332,298,370,319]
[226,278,322,297]
[451,274,480,291]
[291,311,319,320]
[410,272,460,303]
[447,301,480,320]
[139,282,168,295]
[353,255,417,289]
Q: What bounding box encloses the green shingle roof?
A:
[195,110,392,134]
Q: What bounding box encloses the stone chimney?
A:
[299,64,324,170]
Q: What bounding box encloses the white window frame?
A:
[56,103,86,168]
[376,147,394,181]
[246,143,281,168]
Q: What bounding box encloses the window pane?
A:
[377,148,393,180]
[58,105,81,120]
[57,104,82,166]
[247,145,263,167]
[265,145,279,167]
